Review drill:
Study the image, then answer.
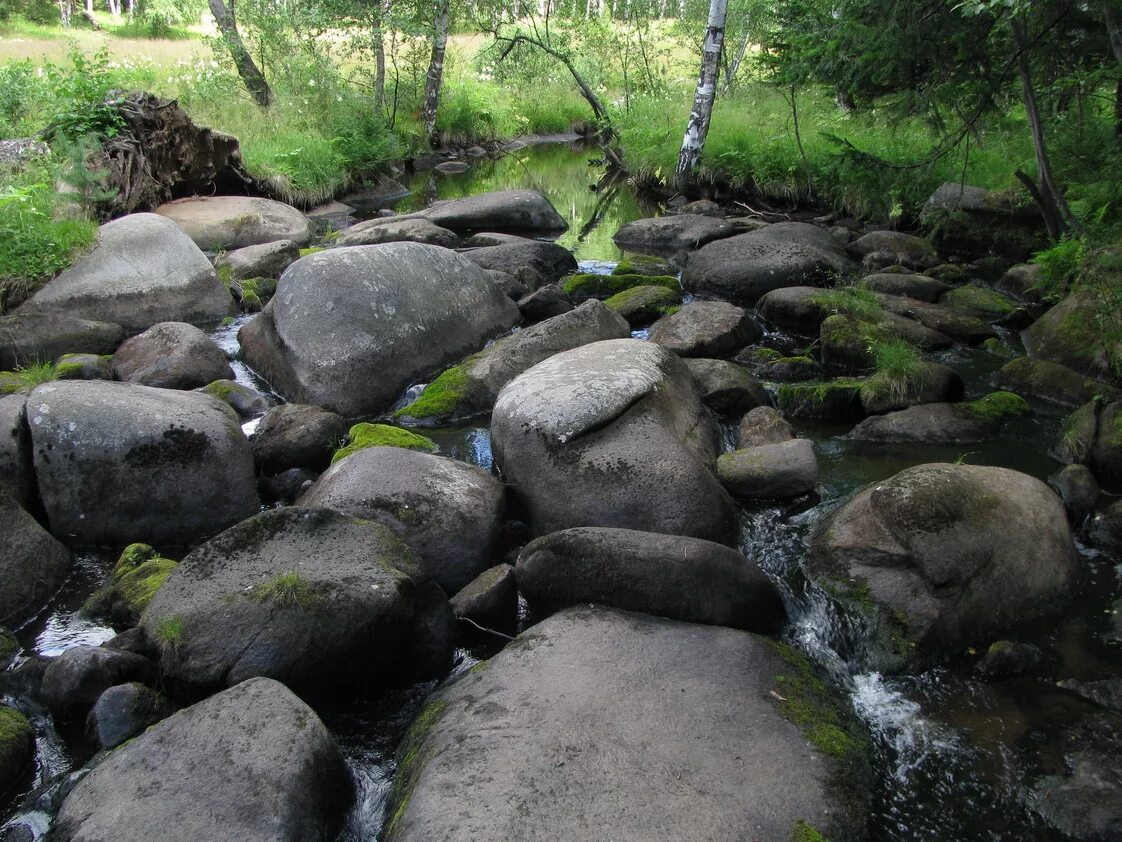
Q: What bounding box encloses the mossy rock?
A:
[778,380,865,422]
[0,704,33,793]
[393,364,474,424]
[232,277,278,313]
[610,256,673,277]
[0,627,17,667]
[603,285,681,327]
[561,272,679,302]
[959,390,1031,421]
[82,543,178,627]
[982,338,1017,359]
[924,263,968,284]
[941,284,1017,320]
[331,423,437,464]
[299,246,325,258]
[819,315,880,374]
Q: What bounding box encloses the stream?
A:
[3,140,1121,841]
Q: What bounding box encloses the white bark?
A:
[422,0,451,144]
[675,0,727,181]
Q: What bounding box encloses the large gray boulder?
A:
[682,222,855,304]
[920,182,1045,259]
[214,239,300,280]
[612,214,737,255]
[0,393,34,506]
[385,606,869,842]
[250,403,348,474]
[717,438,818,500]
[807,463,1078,671]
[20,214,234,332]
[0,312,124,370]
[491,338,738,545]
[155,196,313,250]
[27,380,257,545]
[298,447,505,595]
[336,217,461,249]
[516,528,784,632]
[1023,290,1119,384]
[395,300,629,424]
[141,507,453,693]
[52,677,351,842]
[648,300,761,358]
[111,322,233,390]
[239,243,521,417]
[460,240,578,288]
[411,189,566,232]
[0,490,71,626]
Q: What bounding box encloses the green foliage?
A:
[859,340,930,405]
[809,285,883,322]
[0,361,63,393]
[1033,237,1085,294]
[251,571,319,609]
[562,272,679,299]
[331,422,438,463]
[394,365,472,422]
[40,48,127,141]
[789,820,829,842]
[0,705,32,751]
[154,615,185,647]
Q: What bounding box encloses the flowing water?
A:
[4,141,1121,841]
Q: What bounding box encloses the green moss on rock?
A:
[331,423,438,464]
[299,247,324,258]
[83,543,178,625]
[960,390,1031,421]
[789,820,829,842]
[561,272,679,300]
[393,365,473,423]
[942,285,1017,318]
[387,699,449,838]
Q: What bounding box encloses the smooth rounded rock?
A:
[41,645,155,721]
[612,215,736,255]
[449,563,517,630]
[412,189,566,232]
[738,406,796,447]
[683,358,770,414]
[87,682,173,749]
[649,300,761,358]
[251,403,348,475]
[214,239,300,280]
[461,240,578,288]
[155,196,313,250]
[336,217,461,249]
[717,438,818,500]
[0,312,124,371]
[112,322,233,390]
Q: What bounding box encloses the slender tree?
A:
[675,0,727,182]
[209,0,273,108]
[421,0,451,145]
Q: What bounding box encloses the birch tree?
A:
[421,0,451,144]
[209,0,273,108]
[675,0,726,182]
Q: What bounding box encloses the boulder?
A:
[27,380,257,546]
[994,357,1119,408]
[777,380,865,422]
[155,196,313,250]
[738,406,796,447]
[682,222,855,305]
[716,438,818,500]
[81,543,178,628]
[52,678,351,842]
[41,645,155,720]
[196,379,270,419]
[1023,290,1119,383]
[0,393,34,506]
[861,272,950,303]
[341,175,409,211]
[460,240,578,288]
[412,189,567,232]
[87,682,173,749]
[753,354,822,383]
[996,263,1046,304]
[1053,399,1122,491]
[462,232,530,248]
[1049,464,1100,516]
[516,283,572,322]
[846,392,1030,443]
[141,507,453,693]
[976,640,1043,677]
[214,239,300,280]
[648,301,761,358]
[111,322,233,390]
[450,564,517,631]
[683,358,770,414]
[394,300,629,425]
[517,528,784,632]
[859,361,965,415]
[491,339,738,545]
[298,447,505,595]
[920,182,1045,259]
[603,284,680,327]
[327,422,436,463]
[251,403,348,475]
[940,284,1019,321]
[19,214,234,332]
[0,490,71,626]
[384,606,868,842]
[877,294,996,344]
[807,463,1077,670]
[56,352,114,381]
[848,231,937,269]
[239,243,521,417]
[755,286,830,335]
[336,217,461,249]
[612,215,736,255]
[0,704,32,795]
[563,272,679,302]
[0,312,123,370]
[485,269,528,300]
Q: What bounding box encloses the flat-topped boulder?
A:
[27,380,257,545]
[460,239,578,288]
[155,195,313,250]
[335,217,461,249]
[411,189,567,232]
[214,239,300,280]
[612,214,737,255]
[682,222,855,304]
[0,312,124,370]
[861,272,951,303]
[0,490,71,626]
[385,606,869,842]
[19,214,233,332]
[648,300,761,358]
[239,243,521,417]
[491,338,738,545]
[111,322,233,390]
[52,677,351,842]
[846,392,1029,443]
[847,230,937,268]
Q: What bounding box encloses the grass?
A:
[251,571,319,609]
[0,361,64,393]
[809,285,883,322]
[859,339,931,405]
[154,615,184,647]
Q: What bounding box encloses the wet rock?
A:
[0,704,32,795]
[848,230,937,269]
[52,677,352,842]
[1057,678,1122,712]
[604,285,680,327]
[877,294,996,344]
[214,239,299,280]
[861,272,950,303]
[449,563,517,631]
[196,379,269,419]
[1049,464,1100,517]
[920,182,1045,260]
[808,463,1077,671]
[1053,399,1122,491]
[516,283,572,322]
[612,215,736,254]
[682,222,855,305]
[336,217,461,249]
[394,300,629,425]
[994,357,1119,408]
[141,507,453,693]
[250,403,348,475]
[1023,289,1119,384]
[778,380,865,422]
[412,189,567,232]
[155,196,313,250]
[82,543,178,628]
[0,628,16,667]
[240,243,520,417]
[1091,500,1122,554]
[260,467,318,503]
[717,438,818,500]
[941,284,1019,322]
[859,361,965,415]
[517,528,784,632]
[55,352,113,381]
[755,286,829,335]
[483,269,528,300]
[738,406,796,447]
[19,214,234,332]
[0,312,124,371]
[649,300,761,358]
[28,380,258,546]
[461,240,578,288]
[111,322,233,390]
[42,645,155,721]
[0,490,71,626]
[846,392,1030,443]
[683,358,770,414]
[87,682,174,749]
[491,338,738,545]
[384,606,868,842]
[976,640,1043,677]
[0,393,33,507]
[298,447,504,595]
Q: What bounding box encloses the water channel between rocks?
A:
[3,140,1120,841]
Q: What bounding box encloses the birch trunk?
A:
[209,0,273,108]
[421,0,450,145]
[372,0,386,112]
[675,0,727,183]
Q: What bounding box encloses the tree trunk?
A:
[1105,2,1122,62]
[85,0,92,13]
[58,0,72,26]
[422,0,450,145]
[372,1,386,112]
[208,0,273,108]
[720,28,749,94]
[675,0,727,183]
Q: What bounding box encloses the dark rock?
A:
[483,269,529,300]
[683,358,770,414]
[738,406,796,447]
[649,300,761,358]
[112,322,233,390]
[41,645,155,721]
[940,284,1019,321]
[755,286,829,335]
[251,403,348,475]
[846,392,1029,443]
[1023,289,1119,384]
[460,240,578,288]
[678,199,723,216]
[196,379,269,419]
[877,294,996,344]
[859,361,965,415]
[717,438,818,500]
[0,490,71,626]
[449,564,517,631]
[920,182,1046,260]
[214,239,299,280]
[976,640,1043,677]
[603,284,680,327]
[0,312,124,371]
[1049,464,1100,516]
[848,231,937,269]
[996,263,1046,304]
[87,682,174,749]
[1026,721,1122,841]
[778,380,865,422]
[612,215,736,255]
[994,357,1120,408]
[1053,399,1122,491]
[55,352,113,380]
[155,196,313,250]
[0,393,33,507]
[412,189,567,232]
[1057,678,1122,711]
[260,467,318,503]
[0,704,32,795]
[861,272,950,303]
[516,283,572,322]
[757,355,823,383]
[1091,500,1122,554]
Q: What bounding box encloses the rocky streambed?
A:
[1,144,1121,841]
